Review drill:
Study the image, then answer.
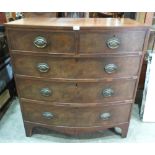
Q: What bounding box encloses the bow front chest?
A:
[5,18,149,137]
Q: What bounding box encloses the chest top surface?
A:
[5,18,149,29]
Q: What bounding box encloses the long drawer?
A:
[16,78,136,103]
[79,30,146,53]
[7,29,75,53]
[12,53,141,79]
[22,101,131,127]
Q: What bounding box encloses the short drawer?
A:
[79,30,146,53]
[12,53,141,78]
[22,101,131,127]
[16,78,136,103]
[7,29,75,53]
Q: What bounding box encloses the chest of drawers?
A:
[5,18,150,138]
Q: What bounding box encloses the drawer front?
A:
[79,31,146,53]
[13,53,141,78]
[17,78,136,103]
[22,101,131,127]
[8,29,75,53]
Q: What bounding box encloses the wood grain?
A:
[22,100,131,127]
[5,18,149,29]
[5,18,150,137]
[12,53,141,79]
[8,29,75,53]
[79,31,146,53]
[16,77,137,104]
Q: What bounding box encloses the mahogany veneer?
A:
[5,18,150,138]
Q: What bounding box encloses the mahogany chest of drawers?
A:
[5,18,150,137]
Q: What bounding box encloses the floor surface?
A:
[0,98,155,143]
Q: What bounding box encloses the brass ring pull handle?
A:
[40,88,52,97]
[37,63,49,73]
[100,112,111,120]
[42,112,54,119]
[106,37,120,49]
[102,88,114,97]
[34,36,47,48]
[104,64,118,74]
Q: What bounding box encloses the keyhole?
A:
[75,83,78,88]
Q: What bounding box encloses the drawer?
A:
[17,78,136,103]
[22,101,131,127]
[12,53,141,78]
[7,29,75,53]
[79,30,146,53]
